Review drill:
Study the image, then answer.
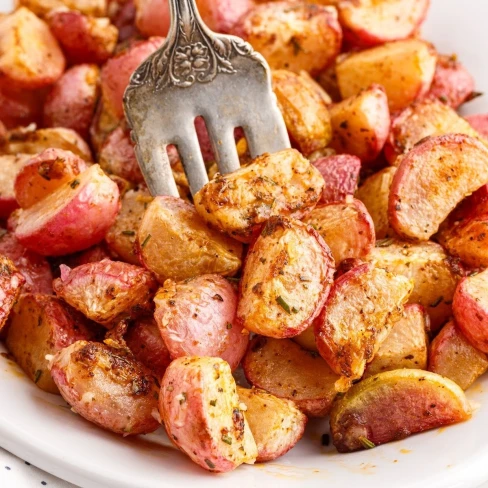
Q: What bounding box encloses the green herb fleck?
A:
[70,179,80,189]
[210,399,217,406]
[359,436,376,449]
[122,230,135,236]
[226,322,232,330]
[291,307,299,314]
[34,370,42,384]
[222,434,233,445]
[226,277,240,283]
[204,459,216,469]
[276,296,292,314]
[429,296,443,308]
[141,234,152,248]
[290,37,302,56]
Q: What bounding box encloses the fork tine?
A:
[133,138,180,197]
[204,120,241,175]
[243,115,290,159]
[174,129,209,195]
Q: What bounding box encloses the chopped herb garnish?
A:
[276,296,292,314]
[359,436,376,449]
[34,370,42,384]
[70,179,80,189]
[222,434,233,445]
[141,234,152,248]
[204,459,216,469]
[121,230,135,236]
[226,277,240,283]
[210,399,217,406]
[291,307,299,314]
[290,37,302,56]
[429,296,443,308]
[226,322,233,329]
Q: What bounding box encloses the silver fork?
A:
[123,0,290,197]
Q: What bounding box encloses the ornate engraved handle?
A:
[129,0,259,91]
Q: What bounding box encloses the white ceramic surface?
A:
[1,1,488,487]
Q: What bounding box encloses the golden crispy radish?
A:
[15,165,120,256]
[336,39,437,112]
[436,187,488,267]
[328,84,390,164]
[242,337,340,417]
[0,154,32,218]
[3,127,92,161]
[6,294,94,393]
[438,217,488,269]
[105,188,152,265]
[384,99,485,164]
[14,149,88,210]
[50,340,160,435]
[237,217,334,339]
[0,232,53,295]
[160,357,257,473]
[429,321,488,391]
[125,317,171,380]
[237,386,307,462]
[453,269,488,353]
[236,2,342,75]
[154,275,248,370]
[303,199,375,264]
[272,70,332,156]
[137,196,242,284]
[312,154,361,204]
[367,240,460,331]
[194,149,324,243]
[17,0,107,17]
[53,260,158,327]
[330,369,471,452]
[0,8,65,89]
[292,325,318,352]
[338,0,430,48]
[48,11,117,65]
[428,54,475,109]
[389,134,488,240]
[355,166,397,240]
[0,256,25,333]
[43,64,100,140]
[315,263,413,391]
[364,304,429,378]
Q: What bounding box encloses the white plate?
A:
[1,1,488,487]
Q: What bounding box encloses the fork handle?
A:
[167,0,207,37]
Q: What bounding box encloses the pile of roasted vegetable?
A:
[1,0,488,474]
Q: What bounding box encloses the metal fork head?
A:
[123,0,290,197]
